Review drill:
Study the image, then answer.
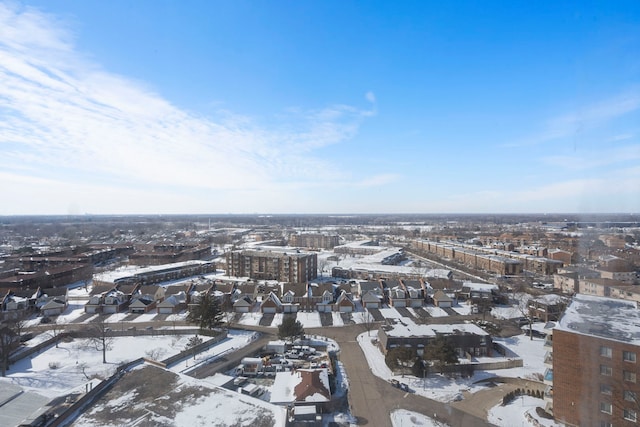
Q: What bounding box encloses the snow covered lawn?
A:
[489,395,561,427]
[2,329,258,399]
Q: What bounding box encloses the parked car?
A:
[399,382,410,392]
[390,379,400,388]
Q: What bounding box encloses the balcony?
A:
[544,385,553,402]
[544,351,553,367]
[544,368,553,385]
[543,337,553,348]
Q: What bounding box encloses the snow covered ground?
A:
[1,329,258,399]
[489,395,562,427]
[358,329,554,426]
[71,364,287,427]
[391,409,448,427]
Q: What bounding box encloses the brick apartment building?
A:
[226,250,317,283]
[288,233,340,249]
[553,294,640,426]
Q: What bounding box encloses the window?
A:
[600,422,612,427]
[624,390,637,402]
[600,365,613,376]
[624,351,637,363]
[624,409,637,422]
[600,346,613,358]
[624,370,637,383]
[600,384,612,395]
[600,402,612,414]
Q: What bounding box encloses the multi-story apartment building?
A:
[578,278,640,304]
[553,294,640,427]
[289,233,340,249]
[226,250,317,283]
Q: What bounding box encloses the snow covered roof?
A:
[531,294,567,305]
[462,282,498,292]
[270,368,331,405]
[383,318,488,338]
[556,294,640,345]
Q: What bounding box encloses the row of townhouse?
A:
[377,319,493,358]
[93,260,217,288]
[0,286,70,320]
[84,282,205,314]
[128,243,212,266]
[356,278,503,310]
[555,268,640,304]
[0,263,93,291]
[231,281,356,314]
[258,289,356,314]
[411,239,564,276]
[331,265,453,281]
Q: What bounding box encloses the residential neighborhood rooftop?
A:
[382,318,489,338]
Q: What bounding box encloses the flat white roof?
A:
[556,294,640,345]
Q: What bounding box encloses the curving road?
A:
[307,324,493,427]
[29,318,496,425]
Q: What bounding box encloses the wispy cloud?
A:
[0,3,377,213]
[365,91,376,104]
[504,91,640,148]
[403,164,640,214]
[542,143,640,171]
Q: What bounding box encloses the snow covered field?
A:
[2,329,257,399]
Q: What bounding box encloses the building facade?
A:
[289,233,340,249]
[553,295,640,427]
[226,250,317,283]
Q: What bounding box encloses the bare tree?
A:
[363,308,375,336]
[145,347,166,360]
[86,315,113,363]
[46,319,67,348]
[11,310,31,342]
[0,326,18,376]
[317,258,328,278]
[512,291,535,340]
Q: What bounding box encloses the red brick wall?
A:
[554,330,640,427]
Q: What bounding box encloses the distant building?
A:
[288,233,340,249]
[129,243,211,266]
[411,239,564,276]
[528,294,569,322]
[226,250,317,283]
[553,294,640,426]
[548,249,575,265]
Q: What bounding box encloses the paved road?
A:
[27,317,506,426]
[308,324,493,427]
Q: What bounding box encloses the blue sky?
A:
[1,1,639,215]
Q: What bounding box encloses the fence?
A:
[161,330,228,367]
[46,358,145,427]
[9,332,72,365]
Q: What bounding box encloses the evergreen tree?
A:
[423,336,459,374]
[187,294,223,330]
[278,316,305,344]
